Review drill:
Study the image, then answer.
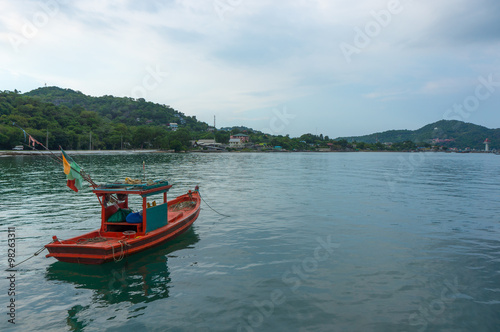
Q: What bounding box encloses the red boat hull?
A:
[45,192,201,264]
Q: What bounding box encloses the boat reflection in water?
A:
[45,228,200,329]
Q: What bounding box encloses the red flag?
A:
[29,135,41,147]
[67,179,78,192]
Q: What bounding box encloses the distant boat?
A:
[46,181,201,264]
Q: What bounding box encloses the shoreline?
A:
[0,149,162,156]
[1,149,494,156]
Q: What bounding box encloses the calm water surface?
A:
[0,152,499,331]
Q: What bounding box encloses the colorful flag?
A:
[61,149,84,192]
[62,151,72,175]
[29,135,41,147]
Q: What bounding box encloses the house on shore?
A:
[229,138,243,147]
[230,134,249,143]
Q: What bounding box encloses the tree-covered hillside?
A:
[25,86,207,131]
[1,87,499,152]
[0,89,206,151]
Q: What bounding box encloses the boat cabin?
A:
[92,180,172,237]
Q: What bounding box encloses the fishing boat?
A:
[8,125,202,266]
[45,180,201,264]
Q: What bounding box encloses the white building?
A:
[229,138,242,147]
[484,138,490,152]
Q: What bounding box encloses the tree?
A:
[170,128,191,149]
[356,141,366,150]
[215,130,230,144]
[169,139,183,152]
[79,110,101,128]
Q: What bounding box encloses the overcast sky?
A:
[1,0,500,137]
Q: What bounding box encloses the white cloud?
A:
[0,0,499,136]
[418,78,471,95]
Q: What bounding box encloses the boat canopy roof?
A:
[93,179,171,197]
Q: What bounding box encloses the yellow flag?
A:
[62,153,71,175]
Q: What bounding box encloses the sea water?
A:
[0,152,499,331]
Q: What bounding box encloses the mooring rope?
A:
[199,192,231,218]
[4,243,50,271]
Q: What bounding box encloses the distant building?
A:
[191,139,224,150]
[484,138,490,151]
[196,139,216,145]
[431,138,455,144]
[229,138,242,147]
[169,123,178,131]
[230,134,249,143]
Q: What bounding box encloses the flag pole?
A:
[11,122,99,188]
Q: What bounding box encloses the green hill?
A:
[338,120,500,150]
[24,86,207,131]
[2,86,499,151]
[0,87,209,151]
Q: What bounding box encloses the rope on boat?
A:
[199,192,231,218]
[4,243,50,271]
[77,237,108,245]
[169,201,196,212]
[111,240,130,262]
